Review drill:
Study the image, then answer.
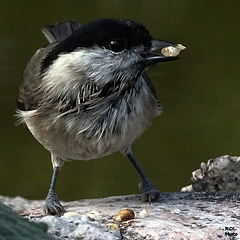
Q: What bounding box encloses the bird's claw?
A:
[44,190,65,216]
[138,178,162,203]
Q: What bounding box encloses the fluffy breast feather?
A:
[19,75,160,160]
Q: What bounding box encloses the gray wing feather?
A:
[17,44,57,111]
[17,21,80,111]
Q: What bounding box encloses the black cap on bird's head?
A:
[42,19,184,72]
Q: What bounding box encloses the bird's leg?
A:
[125,150,162,203]
[44,166,65,216]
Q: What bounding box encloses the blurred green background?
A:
[1,0,240,201]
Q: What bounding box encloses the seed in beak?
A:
[161,44,186,57]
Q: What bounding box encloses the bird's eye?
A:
[109,40,125,52]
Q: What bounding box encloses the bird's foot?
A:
[138,178,162,203]
[44,189,65,216]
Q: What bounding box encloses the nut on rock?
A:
[114,209,135,222]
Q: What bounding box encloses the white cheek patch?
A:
[40,46,143,109]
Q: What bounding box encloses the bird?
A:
[16,19,184,216]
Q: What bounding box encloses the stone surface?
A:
[1,192,240,240]
[2,155,240,239]
[182,155,240,192]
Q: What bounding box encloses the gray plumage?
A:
[17,19,181,216]
[17,21,160,164]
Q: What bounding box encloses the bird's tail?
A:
[41,21,80,43]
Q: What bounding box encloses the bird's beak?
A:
[143,39,186,65]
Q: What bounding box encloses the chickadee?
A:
[17,19,184,216]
